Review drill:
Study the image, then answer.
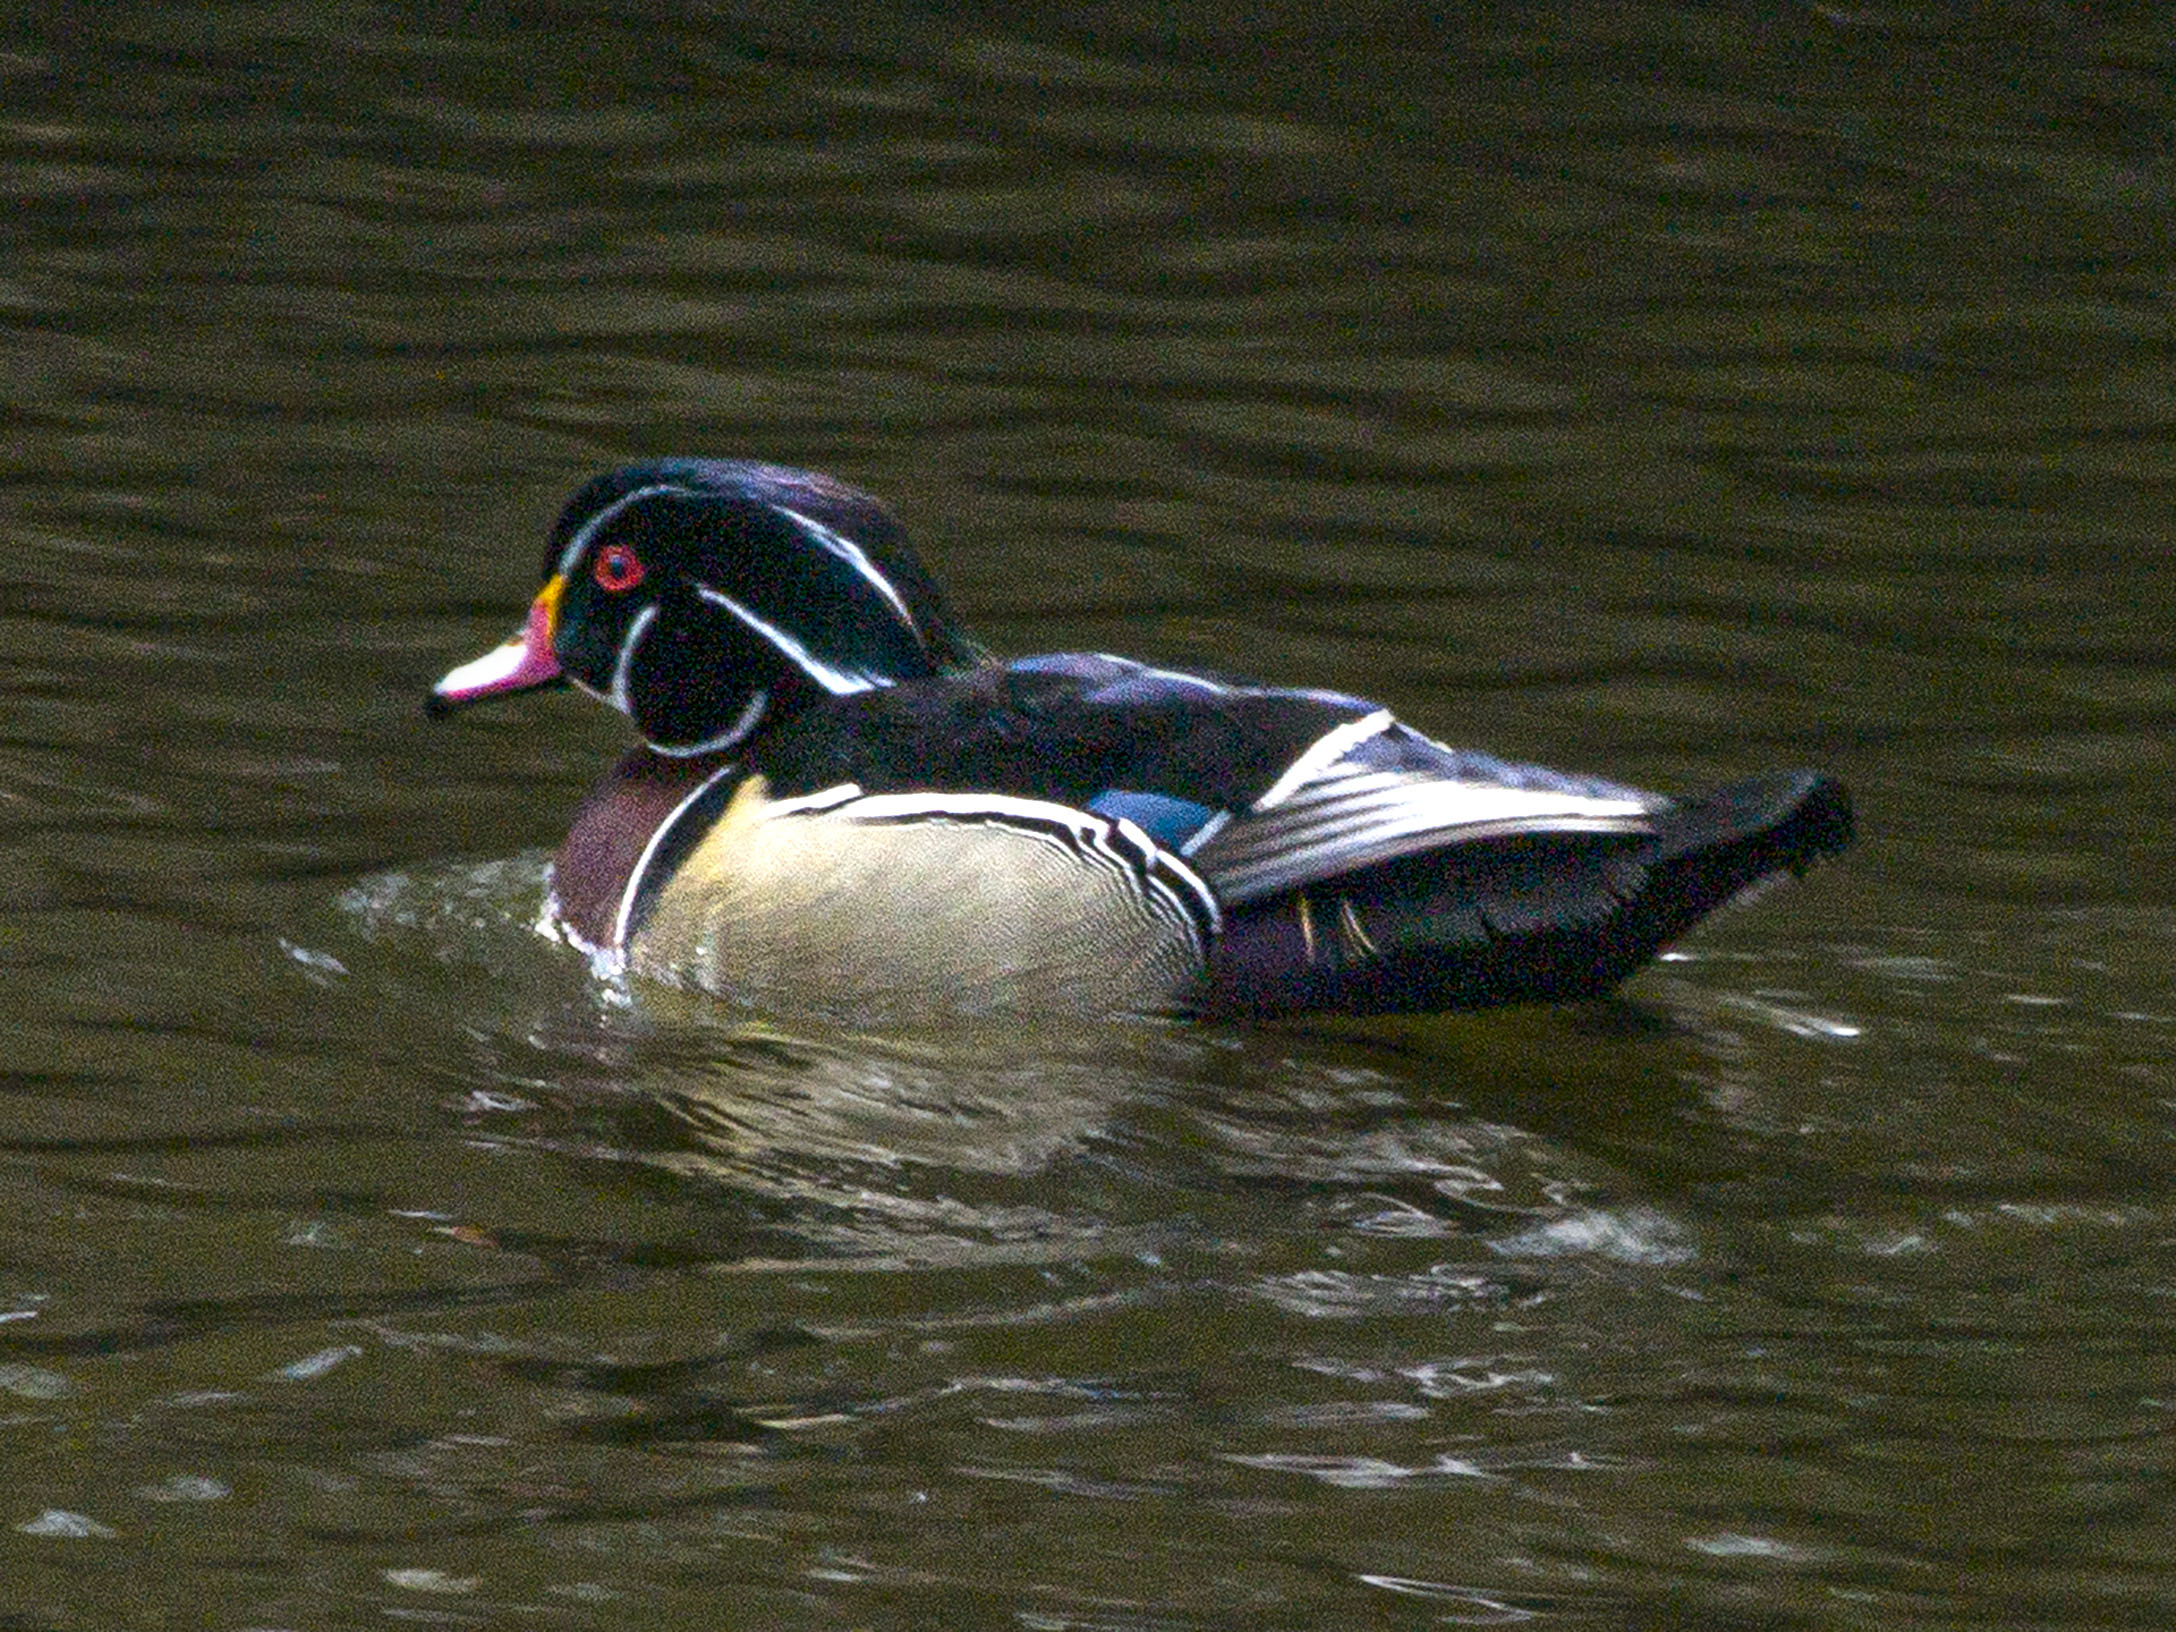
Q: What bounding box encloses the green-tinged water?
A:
[3,4,2173,1626]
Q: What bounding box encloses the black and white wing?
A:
[1183,708,1662,906]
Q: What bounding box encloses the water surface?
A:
[3,4,2173,1627]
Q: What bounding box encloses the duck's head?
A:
[428,459,982,754]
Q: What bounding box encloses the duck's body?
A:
[430,460,1852,1020]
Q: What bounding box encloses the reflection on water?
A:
[3,0,2175,1626]
[340,850,1692,1290]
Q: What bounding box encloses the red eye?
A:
[593,543,646,592]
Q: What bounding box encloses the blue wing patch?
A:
[1086,789,1221,851]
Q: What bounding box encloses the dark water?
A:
[4,3,2174,1626]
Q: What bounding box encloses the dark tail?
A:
[1197,772,1854,1019]
[1632,771,1854,948]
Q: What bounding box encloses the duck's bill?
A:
[426,577,567,717]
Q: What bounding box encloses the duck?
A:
[427,458,1853,1021]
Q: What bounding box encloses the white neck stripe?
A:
[648,687,770,758]
[609,603,772,755]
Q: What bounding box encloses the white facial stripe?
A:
[777,506,919,634]
[607,601,771,754]
[606,602,659,716]
[691,581,883,696]
[556,483,692,579]
[1252,709,1397,811]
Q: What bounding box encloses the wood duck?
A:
[427,459,1853,1021]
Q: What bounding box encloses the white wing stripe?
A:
[1239,776,1649,832]
[763,782,867,818]
[1194,765,1654,906]
[1252,709,1396,810]
[1210,806,1648,864]
[1206,816,1648,905]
